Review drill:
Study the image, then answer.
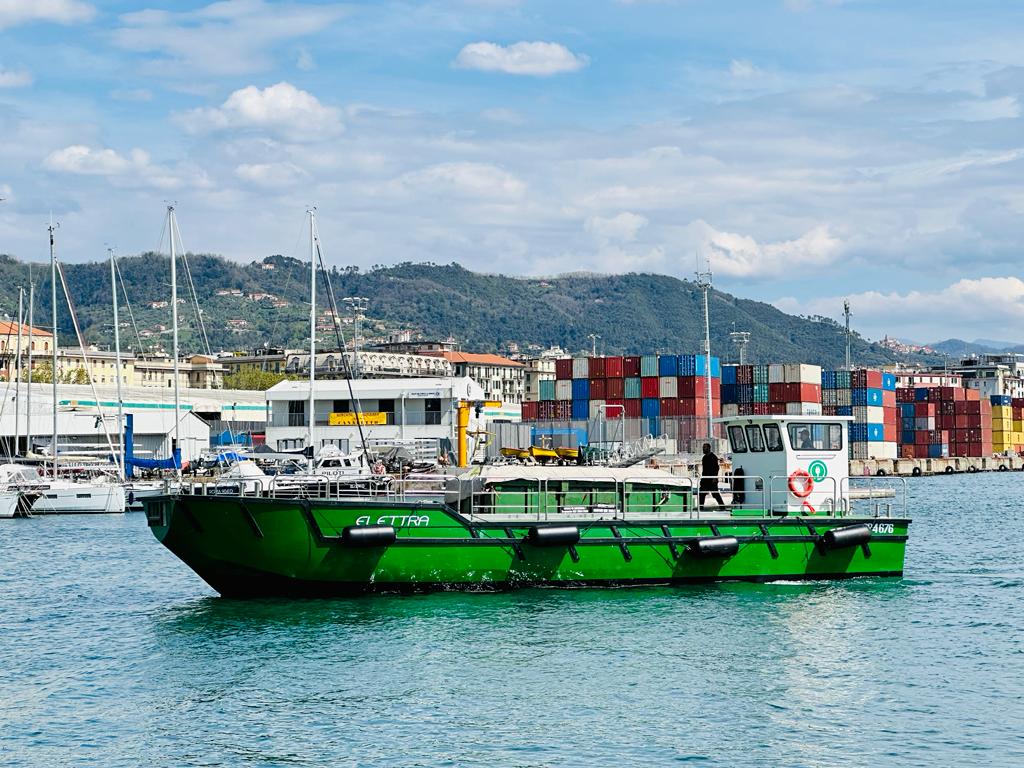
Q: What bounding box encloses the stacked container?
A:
[894,399,948,458]
[722,363,821,417]
[990,395,1022,453]
[894,386,992,457]
[821,369,898,459]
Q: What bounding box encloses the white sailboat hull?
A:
[30,483,126,514]
[0,492,20,519]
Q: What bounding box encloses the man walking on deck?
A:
[699,443,725,510]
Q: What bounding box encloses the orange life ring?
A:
[788,469,814,498]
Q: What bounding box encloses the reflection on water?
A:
[1,476,1022,767]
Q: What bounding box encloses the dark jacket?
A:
[701,451,720,480]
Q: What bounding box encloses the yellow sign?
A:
[328,411,387,426]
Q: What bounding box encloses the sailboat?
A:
[16,221,126,514]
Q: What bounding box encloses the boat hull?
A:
[146,494,909,597]
[32,484,126,514]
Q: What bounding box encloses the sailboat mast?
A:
[308,208,316,472]
[168,205,181,477]
[27,280,33,455]
[110,248,125,481]
[49,219,58,479]
[15,287,23,455]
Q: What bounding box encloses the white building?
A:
[264,377,485,459]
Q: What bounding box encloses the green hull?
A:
[146,494,910,597]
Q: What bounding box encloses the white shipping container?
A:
[768,364,786,383]
[853,406,868,423]
[866,406,885,423]
[836,389,852,407]
[572,357,589,378]
[784,363,823,384]
[786,402,821,415]
[555,380,572,400]
[721,403,739,417]
[589,399,607,419]
[850,441,869,460]
[659,376,678,398]
[869,442,898,460]
[822,389,837,407]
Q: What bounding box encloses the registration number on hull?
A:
[868,522,895,534]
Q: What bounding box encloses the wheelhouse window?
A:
[727,425,748,453]
[787,423,842,452]
[745,425,765,452]
[763,423,784,452]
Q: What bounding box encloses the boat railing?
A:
[766,475,844,516]
[710,474,769,514]
[190,472,455,503]
[466,475,698,522]
[842,476,907,519]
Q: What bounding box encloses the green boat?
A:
[145,416,909,597]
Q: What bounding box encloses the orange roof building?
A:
[424,350,525,404]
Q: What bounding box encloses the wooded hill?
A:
[0,253,930,369]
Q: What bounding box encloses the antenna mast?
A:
[843,299,852,371]
[696,259,714,446]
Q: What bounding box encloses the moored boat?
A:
[144,416,910,597]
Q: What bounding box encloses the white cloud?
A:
[0,67,32,87]
[691,220,843,278]
[0,0,94,30]
[397,162,526,199]
[42,144,203,190]
[775,277,1024,342]
[235,161,308,188]
[296,47,315,71]
[585,212,648,242]
[454,41,588,76]
[729,59,762,79]
[177,82,343,141]
[112,0,346,77]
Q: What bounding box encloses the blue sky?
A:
[2,0,1024,343]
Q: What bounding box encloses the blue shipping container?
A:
[722,364,737,385]
[850,423,867,442]
[721,383,737,403]
[571,378,590,400]
[658,355,680,377]
[679,354,696,377]
[837,405,853,416]
[901,417,916,431]
[901,430,916,445]
[882,372,897,391]
[571,399,590,421]
[991,394,1012,406]
[641,398,661,418]
[866,423,885,442]
[915,387,930,402]
[866,388,883,406]
[900,403,916,417]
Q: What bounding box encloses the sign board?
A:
[328,411,387,426]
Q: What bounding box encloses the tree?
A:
[223,368,293,390]
[29,360,91,384]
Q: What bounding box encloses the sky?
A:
[2,0,1024,344]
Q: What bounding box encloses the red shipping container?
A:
[955,414,968,429]
[967,442,982,456]
[769,383,788,402]
[522,401,539,421]
[624,399,641,418]
[736,365,754,384]
[865,370,883,389]
[964,401,981,415]
[606,378,625,400]
[852,370,867,388]
[901,445,916,459]
[782,383,800,402]
[590,379,607,400]
[605,398,625,415]
[882,390,896,408]
[884,407,897,425]
[938,387,955,401]
[660,397,679,417]
[623,356,641,377]
[799,383,821,403]
[884,423,897,442]
[915,432,929,446]
[588,356,605,379]
[914,402,930,417]
[604,356,624,379]
[928,387,942,402]
[555,400,572,420]
[769,402,786,415]
[537,401,552,420]
[678,376,697,398]
[753,403,770,415]
[966,388,980,401]
[641,377,659,398]
[738,403,753,415]
[897,388,915,403]
[555,358,573,380]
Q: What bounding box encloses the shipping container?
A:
[571,378,590,400]
[555,380,572,401]
[623,356,641,378]
[658,376,678,398]
[555,358,573,380]
[572,399,590,421]
[588,356,605,379]
[658,355,680,377]
[768,364,785,383]
[624,377,642,400]
[521,401,539,421]
[589,379,607,400]
[640,377,659,399]
[572,357,589,379]
[640,355,659,378]
[589,399,607,419]
[722,364,737,385]
[641,398,660,418]
[606,378,625,400]
[539,380,556,401]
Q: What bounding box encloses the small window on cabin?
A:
[763,424,784,452]
[745,425,765,452]
[728,425,748,453]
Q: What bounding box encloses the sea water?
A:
[1,474,1022,767]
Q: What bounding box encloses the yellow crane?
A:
[456,400,501,467]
